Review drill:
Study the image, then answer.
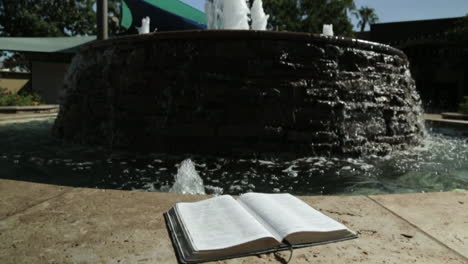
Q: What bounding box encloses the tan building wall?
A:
[0,71,31,94]
[31,61,69,104]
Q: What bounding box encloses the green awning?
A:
[0,36,96,53]
[121,0,206,30]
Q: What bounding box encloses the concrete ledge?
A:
[425,113,468,125]
[84,30,407,59]
[441,112,468,121]
[0,180,70,219]
[0,104,59,113]
[0,113,57,124]
[424,114,468,137]
[0,179,467,263]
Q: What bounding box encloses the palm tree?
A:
[353,6,379,32]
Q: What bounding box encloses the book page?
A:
[176,195,278,252]
[238,193,349,240]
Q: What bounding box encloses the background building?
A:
[0,0,206,104]
[0,70,31,95]
[363,17,468,112]
[0,37,94,104]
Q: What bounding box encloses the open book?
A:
[164,193,357,263]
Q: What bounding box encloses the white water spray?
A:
[205,0,269,30]
[251,0,269,30]
[222,0,250,29]
[322,24,334,36]
[205,0,223,29]
[136,17,150,34]
[169,159,206,195]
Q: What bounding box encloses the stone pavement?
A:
[1,180,467,264]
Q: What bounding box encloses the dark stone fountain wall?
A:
[53,30,425,156]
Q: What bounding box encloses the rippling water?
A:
[1,119,467,195]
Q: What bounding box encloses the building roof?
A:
[0,36,96,53]
[121,0,206,31]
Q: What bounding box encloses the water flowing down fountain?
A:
[53,0,425,158]
[53,29,425,157]
[3,2,467,197]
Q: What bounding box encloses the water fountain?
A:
[1,2,467,197]
[50,2,424,195]
[53,26,425,157]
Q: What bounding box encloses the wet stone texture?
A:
[53,31,425,156]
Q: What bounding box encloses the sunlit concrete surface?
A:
[0,179,467,263]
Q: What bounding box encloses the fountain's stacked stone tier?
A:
[53,30,425,156]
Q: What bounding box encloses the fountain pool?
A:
[1,119,467,195]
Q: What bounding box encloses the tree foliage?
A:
[259,0,356,37]
[353,6,378,32]
[0,0,122,37]
[446,15,468,42]
[0,0,123,70]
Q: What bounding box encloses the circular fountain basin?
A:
[53,30,424,156]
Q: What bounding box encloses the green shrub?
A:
[459,96,468,115]
[0,87,42,106]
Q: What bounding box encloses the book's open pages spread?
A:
[238,193,351,244]
[175,195,279,251]
[165,193,357,263]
